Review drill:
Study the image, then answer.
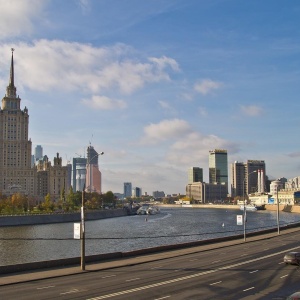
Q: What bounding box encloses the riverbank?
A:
[0,209,127,227]
[159,203,300,213]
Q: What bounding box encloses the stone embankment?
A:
[160,203,300,213]
[0,209,128,227]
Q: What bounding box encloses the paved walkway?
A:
[1,227,299,286]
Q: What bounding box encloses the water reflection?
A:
[0,207,299,266]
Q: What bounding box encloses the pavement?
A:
[1,227,299,286]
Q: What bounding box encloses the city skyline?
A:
[0,1,299,195]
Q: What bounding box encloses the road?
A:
[1,230,300,300]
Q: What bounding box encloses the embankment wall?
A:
[0,209,128,227]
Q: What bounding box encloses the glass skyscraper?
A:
[209,149,228,189]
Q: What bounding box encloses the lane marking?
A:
[125,278,140,282]
[60,289,80,295]
[280,274,288,279]
[249,270,258,274]
[37,285,55,290]
[212,260,221,264]
[210,281,222,285]
[87,245,300,300]
[154,296,171,300]
[243,287,255,292]
[102,275,116,279]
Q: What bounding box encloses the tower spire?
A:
[6,48,17,97]
[9,48,15,87]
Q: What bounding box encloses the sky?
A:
[0,0,300,195]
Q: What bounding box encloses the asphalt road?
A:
[1,229,300,300]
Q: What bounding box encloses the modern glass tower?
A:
[209,149,228,188]
[188,167,203,184]
[124,182,132,198]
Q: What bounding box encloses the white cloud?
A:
[81,95,127,110]
[0,0,46,39]
[142,119,191,144]
[194,79,223,95]
[167,132,239,167]
[0,40,179,96]
[148,56,180,72]
[240,105,263,116]
[82,95,127,110]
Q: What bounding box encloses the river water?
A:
[0,207,300,266]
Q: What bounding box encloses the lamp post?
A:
[81,151,104,271]
[243,170,257,242]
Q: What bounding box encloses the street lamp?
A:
[81,151,104,271]
[243,170,257,242]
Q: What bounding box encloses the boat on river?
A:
[137,204,160,215]
[240,204,258,211]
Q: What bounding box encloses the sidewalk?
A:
[1,227,299,286]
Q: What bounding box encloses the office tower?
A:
[0,49,36,196]
[132,187,142,198]
[72,157,87,192]
[230,161,245,198]
[86,146,102,193]
[188,167,203,184]
[124,182,132,198]
[209,149,228,187]
[230,160,266,197]
[35,145,43,162]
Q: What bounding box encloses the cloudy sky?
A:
[0,0,299,195]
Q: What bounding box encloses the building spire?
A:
[6,48,17,97]
[9,48,15,87]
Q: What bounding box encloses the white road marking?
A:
[87,245,300,300]
[60,289,80,295]
[243,287,255,292]
[249,270,258,274]
[154,296,171,300]
[102,275,116,279]
[210,281,222,285]
[280,274,288,279]
[212,260,221,264]
[125,278,140,282]
[37,285,55,290]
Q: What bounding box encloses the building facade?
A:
[0,50,36,197]
[72,157,87,192]
[0,50,69,202]
[124,182,132,198]
[86,146,103,193]
[209,149,228,190]
[188,167,203,184]
[230,160,266,198]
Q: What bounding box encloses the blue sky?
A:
[0,0,299,195]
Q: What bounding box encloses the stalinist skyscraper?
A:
[0,49,36,196]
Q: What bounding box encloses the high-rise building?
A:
[132,187,142,198]
[0,49,36,196]
[230,160,266,197]
[72,157,87,192]
[124,182,132,198]
[86,146,102,193]
[0,50,69,202]
[188,167,203,184]
[35,145,43,162]
[209,149,228,187]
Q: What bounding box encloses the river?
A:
[0,207,300,266]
